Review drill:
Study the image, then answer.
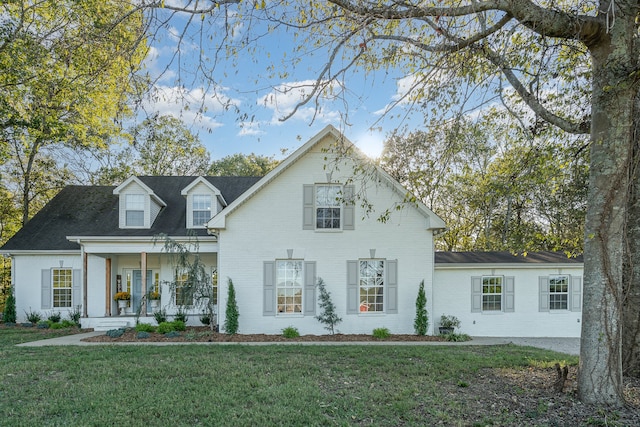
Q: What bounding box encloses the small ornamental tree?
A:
[224,278,239,335]
[414,280,428,335]
[2,289,17,323]
[315,277,342,335]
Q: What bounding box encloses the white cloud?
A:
[258,80,341,124]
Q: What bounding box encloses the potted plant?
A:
[148,291,161,310]
[114,292,131,311]
[439,314,461,335]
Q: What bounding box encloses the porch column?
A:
[83,252,88,317]
[105,258,112,316]
[141,252,147,314]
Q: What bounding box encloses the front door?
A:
[132,270,153,314]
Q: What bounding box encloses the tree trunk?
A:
[578,11,638,404]
[622,93,640,378]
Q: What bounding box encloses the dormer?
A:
[181,177,227,229]
[113,177,166,229]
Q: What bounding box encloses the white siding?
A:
[434,265,583,337]
[217,136,437,335]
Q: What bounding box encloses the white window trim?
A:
[191,193,213,228]
[549,274,570,311]
[481,275,504,312]
[275,260,304,315]
[52,268,73,308]
[358,259,385,314]
[315,184,343,231]
[123,193,147,228]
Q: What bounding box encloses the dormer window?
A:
[125,194,145,227]
[192,194,212,227]
[315,185,342,229]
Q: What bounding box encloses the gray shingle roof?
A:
[435,251,583,264]
[1,176,261,251]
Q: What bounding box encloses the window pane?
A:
[193,210,211,226]
[126,210,144,226]
[359,260,384,312]
[276,260,302,314]
[549,275,569,310]
[52,269,72,308]
[481,276,502,311]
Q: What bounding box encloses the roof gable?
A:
[208,125,446,230]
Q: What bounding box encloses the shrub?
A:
[164,331,181,338]
[25,308,42,325]
[443,332,471,342]
[135,323,156,333]
[21,322,34,327]
[414,280,429,335]
[157,321,175,334]
[315,277,341,335]
[224,278,239,335]
[136,331,151,339]
[106,328,124,338]
[37,321,49,329]
[47,311,62,323]
[282,326,300,338]
[174,307,188,323]
[153,308,168,324]
[60,319,76,328]
[50,322,64,329]
[439,314,461,330]
[172,320,186,331]
[68,305,82,326]
[2,291,16,323]
[199,312,211,325]
[373,327,391,339]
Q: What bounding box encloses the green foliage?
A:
[199,312,211,325]
[443,333,472,342]
[282,326,300,338]
[209,153,280,176]
[315,277,341,335]
[172,320,186,332]
[24,308,41,325]
[440,315,461,330]
[135,323,156,333]
[36,321,49,329]
[60,320,76,328]
[49,322,64,330]
[414,280,428,335]
[156,322,175,334]
[106,328,125,338]
[224,278,239,335]
[164,331,181,338]
[153,308,168,324]
[174,307,188,323]
[137,331,151,339]
[372,327,391,339]
[68,305,82,327]
[47,311,61,323]
[2,290,16,323]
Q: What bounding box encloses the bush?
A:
[157,321,175,334]
[106,328,125,338]
[21,322,34,327]
[174,307,188,323]
[60,319,76,328]
[172,320,186,331]
[2,291,16,323]
[47,311,62,323]
[414,280,429,335]
[199,312,211,325]
[164,331,181,338]
[153,308,168,324]
[135,323,156,333]
[372,327,391,339]
[25,308,41,325]
[224,278,239,335]
[68,305,82,326]
[50,322,64,329]
[37,321,49,329]
[282,326,300,338]
[136,331,151,339]
[443,332,471,342]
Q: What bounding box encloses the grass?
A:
[0,327,579,426]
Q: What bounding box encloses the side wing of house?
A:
[211,126,445,335]
[434,252,584,338]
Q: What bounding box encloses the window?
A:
[359,260,385,312]
[482,276,503,311]
[276,260,303,314]
[125,194,145,226]
[192,194,212,227]
[316,185,342,229]
[549,275,569,310]
[175,273,194,306]
[52,269,72,308]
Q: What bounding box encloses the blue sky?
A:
[138,4,423,161]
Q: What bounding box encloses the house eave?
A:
[1,250,81,256]
[434,262,584,270]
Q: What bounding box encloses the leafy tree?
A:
[0,0,147,224]
[224,278,239,335]
[414,280,428,336]
[209,153,280,177]
[315,277,342,335]
[158,234,218,332]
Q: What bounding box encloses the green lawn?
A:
[0,328,580,426]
